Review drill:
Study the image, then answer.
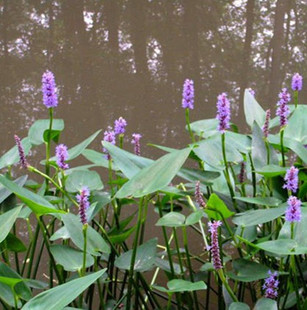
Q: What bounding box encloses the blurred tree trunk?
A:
[267,0,289,104]
[239,0,255,106]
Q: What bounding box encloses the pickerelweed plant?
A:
[0,71,306,310]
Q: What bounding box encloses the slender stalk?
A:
[217,269,238,302]
[126,198,144,310]
[294,90,298,108]
[248,152,257,197]
[185,108,195,143]
[82,224,88,276]
[45,107,54,190]
[221,133,238,211]
[26,225,40,278]
[119,134,124,149]
[280,128,286,167]
[182,226,199,310]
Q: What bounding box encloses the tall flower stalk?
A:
[291,73,303,108]
[276,88,290,167]
[182,79,195,143]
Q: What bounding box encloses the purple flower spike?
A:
[14,135,28,169]
[247,88,255,96]
[182,79,194,110]
[262,109,271,138]
[103,126,116,160]
[216,93,231,133]
[131,133,142,156]
[291,73,303,91]
[195,181,206,207]
[208,221,222,270]
[263,271,279,299]
[285,196,302,222]
[42,70,58,108]
[55,144,69,170]
[276,88,291,127]
[283,166,299,193]
[114,117,127,135]
[239,162,245,184]
[76,187,90,225]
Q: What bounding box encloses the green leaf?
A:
[257,239,307,255]
[62,213,110,256]
[22,269,106,310]
[66,130,102,161]
[232,206,286,227]
[0,175,27,205]
[193,135,242,170]
[50,226,70,241]
[227,259,271,282]
[108,226,136,244]
[28,119,64,145]
[0,262,31,306]
[229,302,250,310]
[190,118,219,138]
[177,168,220,186]
[0,205,22,243]
[82,149,112,169]
[0,175,65,216]
[115,148,190,198]
[3,233,27,252]
[154,279,206,293]
[50,245,94,272]
[185,210,205,226]
[256,165,288,177]
[254,298,277,310]
[234,196,281,207]
[43,129,62,144]
[154,258,185,275]
[65,170,103,192]
[284,105,307,143]
[102,142,152,178]
[115,238,157,272]
[205,193,234,220]
[243,89,265,127]
[0,138,32,170]
[156,212,186,228]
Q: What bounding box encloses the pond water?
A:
[1,0,306,160]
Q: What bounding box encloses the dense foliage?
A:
[0,72,306,310]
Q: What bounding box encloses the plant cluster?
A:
[0,71,306,310]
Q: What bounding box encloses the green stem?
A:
[185,108,195,143]
[294,90,298,108]
[217,269,238,302]
[119,134,124,149]
[221,133,238,211]
[26,225,40,278]
[182,226,199,310]
[280,128,286,167]
[82,224,88,276]
[126,198,144,310]
[45,107,54,190]
[248,152,257,197]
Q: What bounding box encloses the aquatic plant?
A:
[0,70,307,310]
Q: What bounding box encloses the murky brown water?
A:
[1,0,306,159]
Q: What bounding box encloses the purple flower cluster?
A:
[76,187,90,225]
[247,88,255,96]
[283,166,299,193]
[262,109,271,138]
[103,126,116,160]
[182,79,194,110]
[285,196,302,222]
[195,181,206,207]
[216,93,231,133]
[131,133,142,156]
[263,271,279,299]
[276,88,291,127]
[114,117,127,135]
[14,135,29,169]
[55,144,69,170]
[42,70,58,108]
[291,73,303,91]
[208,221,222,270]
